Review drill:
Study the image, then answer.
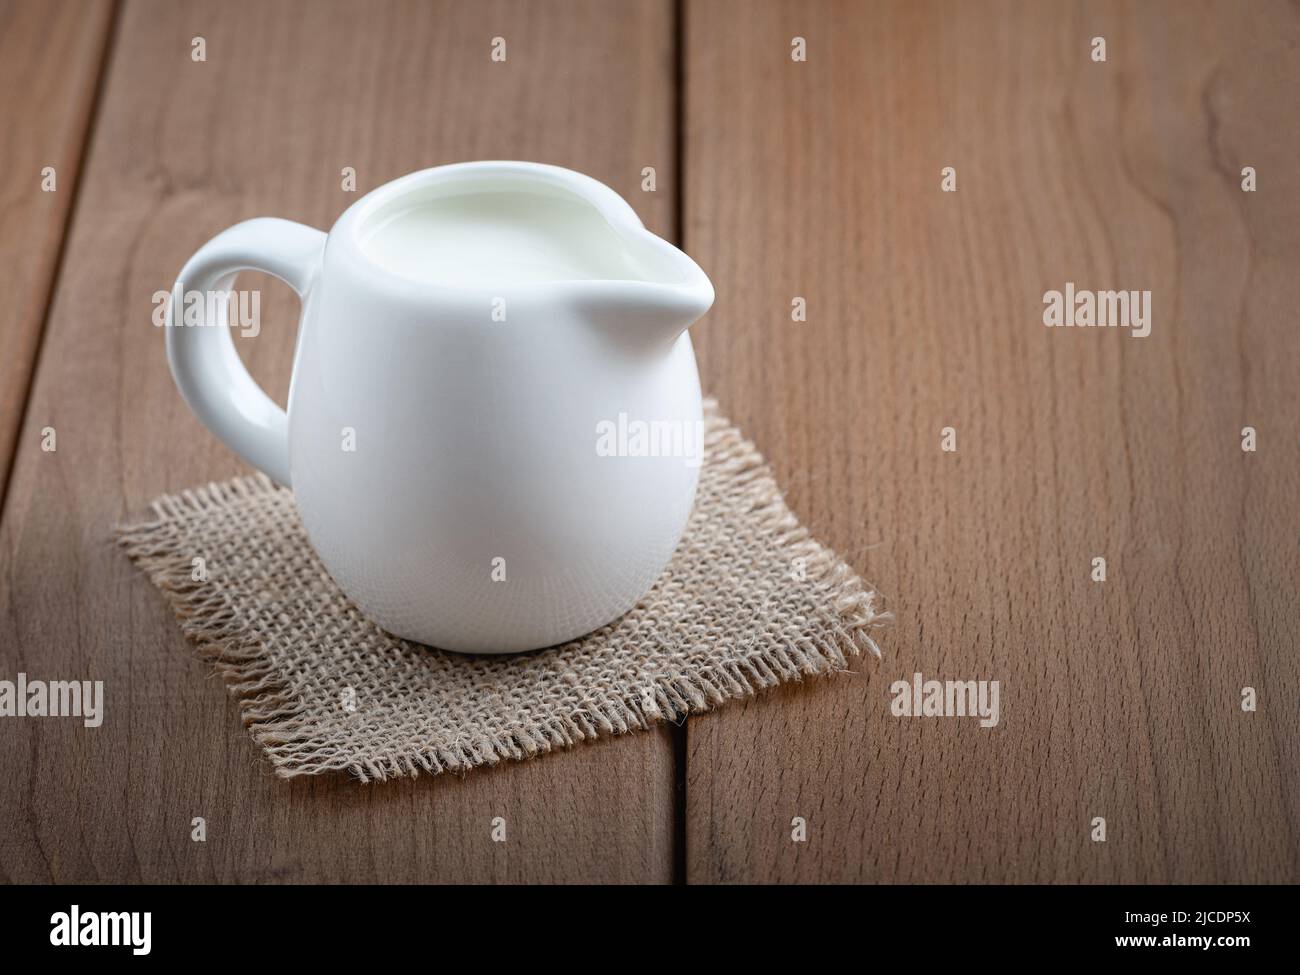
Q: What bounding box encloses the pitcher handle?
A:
[165,218,326,487]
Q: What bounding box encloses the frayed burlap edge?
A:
[116,400,887,782]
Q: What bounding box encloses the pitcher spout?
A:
[579,231,715,353]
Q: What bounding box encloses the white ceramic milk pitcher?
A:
[166,162,714,653]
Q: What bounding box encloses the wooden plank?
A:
[683,0,1300,882]
[0,0,676,883]
[0,0,114,505]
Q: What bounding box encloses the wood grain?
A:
[0,0,114,506]
[0,0,676,883]
[683,0,1300,882]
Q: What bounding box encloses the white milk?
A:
[358,190,641,286]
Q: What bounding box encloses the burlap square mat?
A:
[117,399,885,782]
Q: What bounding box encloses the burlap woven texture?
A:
[118,399,885,782]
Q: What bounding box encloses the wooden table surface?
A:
[1,0,1296,884]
